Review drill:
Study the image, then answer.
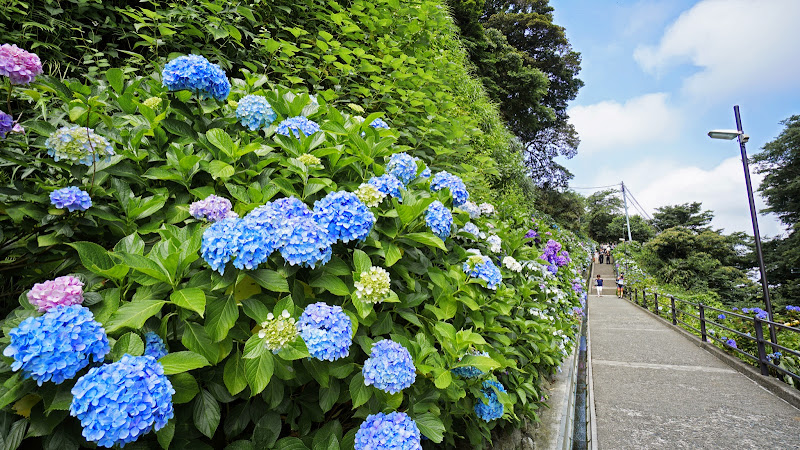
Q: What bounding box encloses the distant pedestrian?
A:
[595,275,604,297]
[616,275,624,298]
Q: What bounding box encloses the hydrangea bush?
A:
[0,48,588,449]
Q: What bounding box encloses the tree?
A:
[651,202,714,232]
[533,188,585,233]
[753,115,800,306]
[608,215,655,242]
[584,189,622,243]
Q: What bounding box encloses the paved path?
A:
[589,263,800,449]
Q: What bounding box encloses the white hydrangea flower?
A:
[502,256,522,273]
[479,202,495,215]
[298,154,321,165]
[354,183,386,208]
[354,266,391,304]
[487,235,502,253]
[460,201,481,218]
[258,310,298,352]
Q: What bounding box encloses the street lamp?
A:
[708,105,777,346]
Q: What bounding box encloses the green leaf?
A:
[434,369,452,389]
[250,269,290,293]
[170,373,200,404]
[158,351,210,375]
[106,68,125,93]
[349,373,371,408]
[182,322,228,364]
[162,118,197,138]
[68,242,128,280]
[453,355,501,372]
[241,298,270,322]
[400,232,446,250]
[310,274,350,296]
[156,419,175,449]
[275,437,310,450]
[319,381,340,413]
[384,243,402,266]
[170,288,206,317]
[193,390,221,439]
[253,413,282,448]
[353,249,371,275]
[224,350,248,396]
[110,332,145,360]
[208,160,235,180]
[116,252,171,284]
[205,295,239,342]
[105,300,165,333]
[245,352,274,396]
[206,128,236,158]
[414,413,445,443]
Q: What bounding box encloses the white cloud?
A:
[634,0,800,98]
[568,93,682,155]
[622,157,785,237]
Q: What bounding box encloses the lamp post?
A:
[708,105,777,345]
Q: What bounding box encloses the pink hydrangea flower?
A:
[27,276,84,312]
[0,44,43,85]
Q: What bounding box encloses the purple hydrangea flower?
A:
[313,191,375,243]
[430,171,469,206]
[355,412,421,450]
[0,110,13,138]
[189,194,234,222]
[50,186,92,212]
[70,354,174,448]
[27,276,84,312]
[3,305,109,385]
[162,54,230,101]
[0,44,42,85]
[275,116,320,138]
[297,303,352,361]
[362,339,416,394]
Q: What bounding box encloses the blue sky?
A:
[552,0,800,237]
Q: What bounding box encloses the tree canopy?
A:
[651,202,714,232]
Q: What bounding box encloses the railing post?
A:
[754,317,770,376]
[699,303,707,342]
[653,292,659,316]
[670,296,677,325]
[634,289,638,304]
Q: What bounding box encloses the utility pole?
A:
[621,182,633,242]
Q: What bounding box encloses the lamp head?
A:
[708,129,742,140]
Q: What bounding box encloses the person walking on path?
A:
[616,274,624,298]
[595,275,604,297]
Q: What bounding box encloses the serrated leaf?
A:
[385,243,402,266]
[434,369,452,389]
[208,160,235,180]
[401,232,446,250]
[414,413,445,443]
[193,390,221,439]
[245,352,274,396]
[206,128,236,158]
[105,300,165,333]
[353,249,371,275]
[156,419,175,449]
[170,288,206,317]
[158,351,210,375]
[170,373,200,404]
[310,274,350,296]
[250,269,290,293]
[205,295,239,342]
[110,332,145,360]
[224,350,248,396]
[349,373,371,408]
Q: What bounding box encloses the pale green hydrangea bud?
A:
[354,183,385,208]
[354,266,391,304]
[142,97,162,109]
[298,154,321,165]
[227,99,238,108]
[467,254,485,266]
[258,310,297,352]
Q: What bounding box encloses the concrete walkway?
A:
[588,263,800,449]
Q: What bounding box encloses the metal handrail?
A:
[624,287,800,384]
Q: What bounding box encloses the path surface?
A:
[589,262,800,449]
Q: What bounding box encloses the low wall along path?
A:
[588,261,800,449]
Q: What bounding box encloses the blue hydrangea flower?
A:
[386,153,418,185]
[70,354,174,448]
[0,110,13,138]
[298,303,352,361]
[276,116,320,138]
[725,338,737,348]
[231,219,276,270]
[50,186,92,212]
[362,340,416,394]
[201,217,239,274]
[355,412,421,450]
[368,174,404,200]
[425,201,453,239]
[3,305,109,385]
[313,191,375,243]
[277,217,332,268]
[461,222,480,237]
[717,314,726,320]
[463,255,503,290]
[451,350,489,378]
[430,171,469,206]
[144,332,168,359]
[162,54,230,101]
[460,201,481,219]
[236,94,277,130]
[475,380,506,422]
[45,126,115,166]
[369,118,390,129]
[420,167,431,178]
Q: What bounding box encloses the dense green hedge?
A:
[0,0,588,448]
